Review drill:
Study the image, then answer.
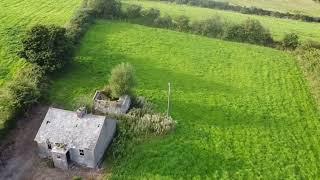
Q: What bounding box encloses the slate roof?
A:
[34,107,107,150]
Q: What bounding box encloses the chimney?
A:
[76,107,87,118]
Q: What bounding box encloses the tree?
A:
[20,25,72,73]
[282,33,299,50]
[174,15,190,32]
[108,63,136,98]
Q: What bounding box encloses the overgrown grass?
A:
[0,0,82,87]
[123,0,320,42]
[49,21,320,178]
[217,0,320,16]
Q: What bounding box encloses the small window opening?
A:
[48,143,52,150]
[79,149,84,156]
[46,121,50,125]
[57,155,61,159]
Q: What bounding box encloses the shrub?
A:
[7,64,45,108]
[174,15,190,32]
[154,15,173,28]
[139,113,176,135]
[88,0,121,18]
[191,16,224,38]
[66,7,95,43]
[20,25,72,73]
[126,4,142,18]
[282,33,299,50]
[224,19,273,45]
[142,8,160,20]
[108,63,135,99]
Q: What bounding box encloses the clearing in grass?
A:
[49,20,320,178]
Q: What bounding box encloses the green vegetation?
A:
[49,21,320,178]
[218,0,320,17]
[0,0,82,86]
[20,25,72,73]
[123,0,320,42]
[108,63,136,98]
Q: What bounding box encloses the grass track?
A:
[0,0,82,86]
[50,20,320,178]
[123,0,320,42]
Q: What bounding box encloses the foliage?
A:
[49,21,320,178]
[20,25,72,73]
[88,0,122,18]
[165,0,320,23]
[224,19,273,45]
[191,16,224,38]
[174,15,190,32]
[282,33,299,50]
[126,4,142,18]
[108,63,136,99]
[7,65,45,108]
[66,7,95,44]
[153,15,173,28]
[142,8,160,20]
[123,0,320,42]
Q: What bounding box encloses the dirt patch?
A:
[0,105,106,180]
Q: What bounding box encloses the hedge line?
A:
[122,5,307,49]
[156,0,320,23]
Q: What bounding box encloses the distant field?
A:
[217,0,320,17]
[50,20,320,178]
[0,0,82,86]
[124,1,320,42]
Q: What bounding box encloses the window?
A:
[48,143,52,150]
[79,149,84,156]
[57,155,61,159]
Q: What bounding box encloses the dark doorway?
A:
[66,151,71,163]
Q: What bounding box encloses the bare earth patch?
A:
[0,105,106,180]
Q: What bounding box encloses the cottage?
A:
[34,107,116,170]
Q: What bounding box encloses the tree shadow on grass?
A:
[49,52,244,109]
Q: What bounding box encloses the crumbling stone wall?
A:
[93,91,131,115]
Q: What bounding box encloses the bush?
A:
[224,19,273,45]
[108,63,136,99]
[174,15,190,32]
[282,33,299,50]
[88,0,121,18]
[191,16,224,38]
[142,8,160,20]
[7,64,45,108]
[66,7,95,43]
[20,25,72,73]
[302,40,320,50]
[154,15,173,28]
[126,4,142,18]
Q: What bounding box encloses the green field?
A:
[49,20,320,178]
[217,0,320,17]
[124,0,320,42]
[0,0,82,86]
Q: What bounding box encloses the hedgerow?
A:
[161,0,320,23]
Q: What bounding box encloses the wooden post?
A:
[167,82,171,117]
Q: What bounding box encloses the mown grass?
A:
[49,20,320,178]
[217,0,320,16]
[123,0,320,42]
[0,0,82,87]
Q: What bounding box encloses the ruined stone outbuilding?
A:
[93,91,131,115]
[34,107,116,170]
